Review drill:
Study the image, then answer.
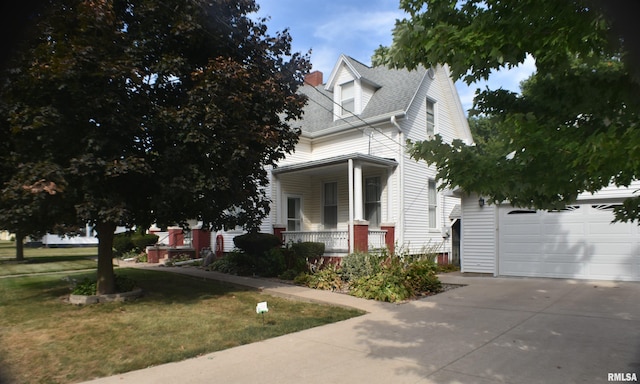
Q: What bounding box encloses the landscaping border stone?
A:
[69,288,143,305]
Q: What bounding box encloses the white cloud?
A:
[314,11,402,42]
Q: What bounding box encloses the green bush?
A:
[405,259,442,293]
[290,242,325,258]
[113,232,159,256]
[131,233,159,251]
[256,248,286,277]
[341,251,384,282]
[282,242,323,273]
[233,232,281,257]
[113,233,134,256]
[304,263,343,291]
[278,269,301,281]
[208,257,239,275]
[70,274,137,295]
[349,255,442,302]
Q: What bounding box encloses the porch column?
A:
[353,220,369,253]
[168,227,184,247]
[192,228,211,258]
[273,225,286,244]
[353,161,363,220]
[273,174,282,226]
[380,223,395,255]
[348,159,354,253]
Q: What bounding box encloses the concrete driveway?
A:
[82,269,640,384]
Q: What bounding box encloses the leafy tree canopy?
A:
[0,0,310,292]
[373,0,640,222]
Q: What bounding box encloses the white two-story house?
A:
[217,54,472,259]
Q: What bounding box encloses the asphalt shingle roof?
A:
[296,56,426,135]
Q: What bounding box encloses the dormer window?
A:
[340,81,355,115]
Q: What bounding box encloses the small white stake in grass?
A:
[256,301,268,314]
[256,301,269,326]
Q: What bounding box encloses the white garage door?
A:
[499,204,640,281]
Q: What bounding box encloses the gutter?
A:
[301,111,407,140]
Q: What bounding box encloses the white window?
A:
[323,182,338,229]
[428,179,437,228]
[365,176,381,228]
[341,81,355,115]
[287,197,301,231]
[426,99,435,136]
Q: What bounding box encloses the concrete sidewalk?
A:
[82,267,640,384]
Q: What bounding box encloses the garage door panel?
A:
[499,204,639,281]
[502,224,541,236]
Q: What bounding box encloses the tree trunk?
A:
[15,232,24,261]
[95,222,116,294]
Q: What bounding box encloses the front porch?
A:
[271,153,398,256]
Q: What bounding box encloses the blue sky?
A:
[254,0,536,113]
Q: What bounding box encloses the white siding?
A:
[461,193,497,274]
[577,181,640,201]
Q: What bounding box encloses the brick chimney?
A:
[304,71,323,86]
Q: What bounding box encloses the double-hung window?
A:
[428,179,437,228]
[365,176,381,228]
[341,81,355,115]
[323,182,338,229]
[287,197,301,231]
[426,99,435,137]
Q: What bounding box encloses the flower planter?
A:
[69,288,143,305]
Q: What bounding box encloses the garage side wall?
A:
[461,193,497,274]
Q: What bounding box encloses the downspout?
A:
[390,116,404,249]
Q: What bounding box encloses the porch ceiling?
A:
[272,153,397,176]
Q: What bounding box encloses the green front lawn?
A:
[0,268,363,384]
[0,240,98,276]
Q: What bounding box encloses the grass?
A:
[0,240,98,276]
[0,244,364,384]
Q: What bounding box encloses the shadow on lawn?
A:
[50,268,256,305]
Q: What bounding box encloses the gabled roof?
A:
[296,55,427,136]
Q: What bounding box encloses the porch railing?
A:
[282,229,388,255]
[282,231,349,253]
[368,229,387,250]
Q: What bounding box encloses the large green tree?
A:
[374,0,640,222]
[0,0,310,293]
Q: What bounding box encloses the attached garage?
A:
[460,185,640,282]
[499,204,639,281]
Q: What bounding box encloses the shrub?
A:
[113,233,134,256]
[290,242,325,258]
[282,242,323,273]
[69,274,137,295]
[233,232,281,257]
[349,255,442,302]
[341,251,384,282]
[256,248,286,277]
[405,259,442,293]
[209,257,238,275]
[131,233,159,251]
[304,263,343,291]
[71,278,97,295]
[278,269,301,281]
[113,232,159,256]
